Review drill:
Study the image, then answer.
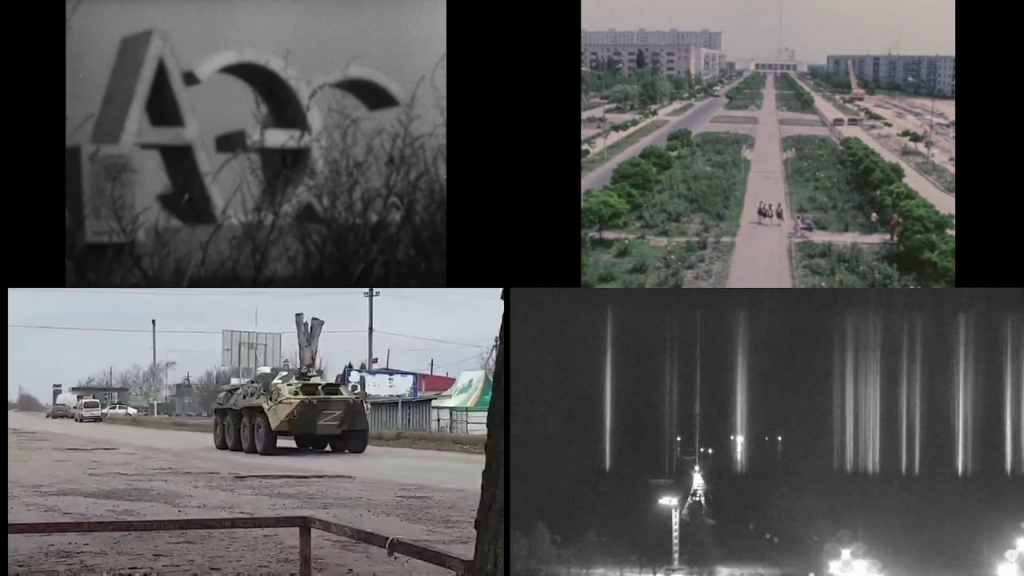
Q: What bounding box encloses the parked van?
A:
[74,398,103,422]
[846,117,861,126]
[832,118,845,126]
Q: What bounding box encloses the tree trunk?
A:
[472,288,505,575]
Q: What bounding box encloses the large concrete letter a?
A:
[92,30,224,224]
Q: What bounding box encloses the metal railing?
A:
[9,515,473,576]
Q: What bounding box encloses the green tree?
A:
[608,182,644,213]
[611,156,659,194]
[638,145,673,172]
[581,231,592,286]
[581,189,628,238]
[667,128,694,149]
[636,48,646,69]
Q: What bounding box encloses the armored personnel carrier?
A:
[213,313,370,455]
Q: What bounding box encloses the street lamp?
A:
[658,496,681,568]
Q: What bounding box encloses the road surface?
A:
[8,411,483,574]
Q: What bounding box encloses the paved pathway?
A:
[726,73,792,287]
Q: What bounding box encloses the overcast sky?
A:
[581,0,955,63]
[66,0,445,218]
[8,289,500,402]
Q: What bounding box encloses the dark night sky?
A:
[512,290,1024,546]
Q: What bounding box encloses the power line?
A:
[7,323,488,348]
[374,330,489,349]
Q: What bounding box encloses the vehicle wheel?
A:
[310,438,328,451]
[240,409,258,454]
[213,412,228,450]
[346,430,368,454]
[254,411,277,455]
[328,437,347,453]
[295,436,312,449]
[226,411,243,451]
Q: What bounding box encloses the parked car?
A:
[102,403,138,417]
[74,398,104,422]
[47,403,71,419]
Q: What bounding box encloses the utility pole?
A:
[151,318,157,389]
[430,359,434,375]
[364,288,380,371]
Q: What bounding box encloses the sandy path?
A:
[8,411,483,575]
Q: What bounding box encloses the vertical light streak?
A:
[845,312,855,473]
[605,307,612,473]
[957,312,965,477]
[695,311,701,468]
[858,313,868,473]
[914,314,922,476]
[873,312,882,474]
[967,313,975,475]
[901,316,908,476]
[1019,316,1024,473]
[735,311,748,473]
[833,320,842,471]
[665,322,672,478]
[672,333,679,477]
[1007,316,1013,476]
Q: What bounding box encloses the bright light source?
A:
[730,435,735,440]
[778,435,782,441]
[852,559,867,574]
[1017,537,1024,552]
[997,561,1019,576]
[737,435,744,442]
[677,436,681,441]
[708,448,714,454]
[827,560,841,575]
[695,465,700,471]
[658,496,679,507]
[840,549,852,560]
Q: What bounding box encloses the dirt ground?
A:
[8,411,482,575]
[861,94,955,174]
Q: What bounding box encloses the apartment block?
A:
[581,28,726,79]
[826,54,955,98]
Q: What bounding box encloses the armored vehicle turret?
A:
[213,313,370,455]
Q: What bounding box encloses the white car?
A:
[102,403,138,417]
[74,398,104,422]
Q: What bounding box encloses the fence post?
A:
[299,523,312,576]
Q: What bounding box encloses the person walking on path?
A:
[889,213,899,242]
[776,204,784,227]
[767,203,774,226]
[870,212,879,234]
[793,213,803,237]
[757,202,764,225]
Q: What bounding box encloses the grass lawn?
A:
[791,241,917,287]
[666,103,695,117]
[588,236,734,287]
[580,120,670,178]
[782,135,872,233]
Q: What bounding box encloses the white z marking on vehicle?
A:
[318,411,343,424]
